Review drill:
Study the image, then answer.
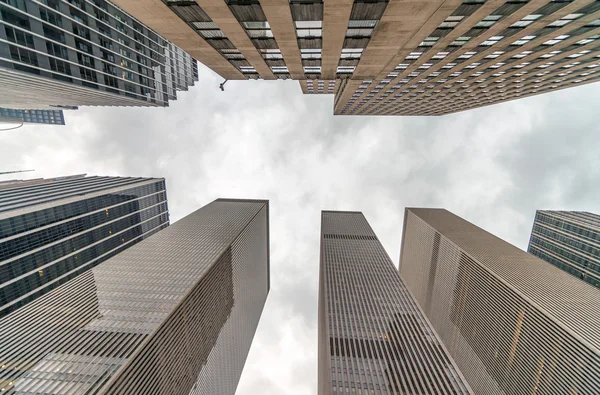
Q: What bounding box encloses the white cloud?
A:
[1,64,599,394]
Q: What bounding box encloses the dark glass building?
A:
[0,0,198,109]
[0,107,66,125]
[528,210,600,288]
[318,211,471,395]
[0,198,269,395]
[0,174,169,317]
[400,208,600,395]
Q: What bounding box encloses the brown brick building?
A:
[113,0,600,115]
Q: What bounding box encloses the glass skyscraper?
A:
[400,208,600,395]
[0,198,269,394]
[319,211,471,395]
[0,174,169,317]
[0,0,198,109]
[528,210,600,288]
[0,107,66,124]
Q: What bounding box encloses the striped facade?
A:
[0,0,198,109]
[528,210,600,288]
[0,198,269,394]
[0,174,169,317]
[318,211,472,395]
[111,0,600,115]
[399,208,600,395]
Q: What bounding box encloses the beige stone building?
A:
[113,0,600,115]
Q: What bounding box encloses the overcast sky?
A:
[1,64,599,394]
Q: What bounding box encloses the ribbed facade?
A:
[319,211,471,395]
[0,174,169,317]
[0,198,269,394]
[0,107,66,124]
[399,208,600,395]
[528,210,600,288]
[0,0,198,109]
[111,0,600,115]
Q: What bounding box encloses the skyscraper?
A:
[0,198,269,394]
[0,0,198,109]
[399,208,600,395]
[111,0,599,115]
[319,211,471,395]
[0,174,169,317]
[528,210,600,288]
[0,107,66,125]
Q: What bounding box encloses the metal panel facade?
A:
[528,210,600,288]
[0,198,269,394]
[319,211,471,395]
[400,208,600,395]
[0,175,169,317]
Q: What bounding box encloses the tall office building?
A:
[0,0,198,109]
[399,208,600,395]
[0,198,269,394]
[319,211,471,395]
[528,210,600,288]
[0,107,66,125]
[112,0,599,115]
[0,174,169,317]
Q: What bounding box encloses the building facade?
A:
[0,0,198,109]
[399,208,600,394]
[111,0,600,115]
[528,210,600,288]
[0,174,169,317]
[319,211,471,395]
[0,107,66,124]
[0,198,269,394]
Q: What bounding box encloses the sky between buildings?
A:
[0,63,599,395]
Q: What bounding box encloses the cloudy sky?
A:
[1,64,599,394]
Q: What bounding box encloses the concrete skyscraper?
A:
[319,211,471,395]
[0,174,169,317]
[528,210,600,288]
[0,198,269,394]
[0,0,198,109]
[399,208,600,395]
[111,0,599,115]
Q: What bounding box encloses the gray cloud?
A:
[1,64,599,394]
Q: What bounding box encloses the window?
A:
[346,28,374,37]
[476,15,502,28]
[348,20,377,28]
[512,50,532,59]
[485,51,504,59]
[449,37,470,47]
[511,14,542,28]
[46,41,68,59]
[480,35,504,46]
[5,26,34,48]
[419,36,439,47]
[337,66,356,73]
[341,48,362,59]
[543,35,569,46]
[9,45,38,66]
[511,35,536,46]
[303,66,321,73]
[296,21,322,38]
[271,66,288,73]
[439,15,463,28]
[540,50,561,59]
[301,49,321,59]
[548,13,583,27]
